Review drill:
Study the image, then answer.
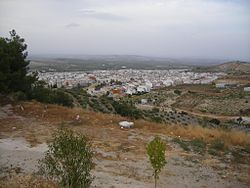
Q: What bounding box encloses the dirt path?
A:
[174,107,242,120]
[1,137,249,188]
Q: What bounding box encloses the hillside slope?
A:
[215,61,250,73]
[0,101,250,187]
[193,61,250,74]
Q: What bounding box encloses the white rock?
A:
[119,121,134,128]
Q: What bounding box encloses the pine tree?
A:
[0,30,36,94]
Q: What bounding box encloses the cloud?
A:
[0,0,249,60]
[65,23,80,28]
[78,9,129,21]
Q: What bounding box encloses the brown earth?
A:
[0,101,250,188]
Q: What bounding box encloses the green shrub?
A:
[151,116,162,123]
[209,118,220,125]
[39,128,94,188]
[174,90,182,95]
[172,138,190,151]
[231,150,248,164]
[190,139,206,154]
[112,101,142,119]
[51,90,74,107]
[12,91,27,101]
[30,86,73,107]
[152,107,160,113]
[210,139,225,151]
[208,139,226,156]
[147,137,167,188]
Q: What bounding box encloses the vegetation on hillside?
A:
[1,30,249,131]
[0,30,74,107]
[39,128,94,188]
[147,137,166,188]
[0,30,37,94]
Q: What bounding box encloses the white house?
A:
[216,83,226,88]
[141,99,148,105]
[163,79,174,86]
[137,85,149,93]
[244,87,250,92]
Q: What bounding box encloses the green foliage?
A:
[94,83,106,90]
[51,90,74,107]
[209,118,220,125]
[172,138,190,151]
[39,128,94,188]
[151,116,163,123]
[11,91,27,101]
[236,117,243,125]
[29,83,73,107]
[210,139,225,151]
[152,107,160,113]
[112,100,142,119]
[110,79,122,85]
[147,136,166,188]
[208,139,226,156]
[190,139,206,154]
[0,30,37,94]
[173,138,206,154]
[174,89,182,95]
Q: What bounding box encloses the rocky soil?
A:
[0,102,249,188]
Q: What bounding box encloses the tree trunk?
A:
[154,173,157,188]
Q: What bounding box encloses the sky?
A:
[0,0,250,61]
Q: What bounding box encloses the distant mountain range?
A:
[29,54,226,65]
[28,55,192,72]
[28,55,249,73]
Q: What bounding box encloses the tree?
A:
[237,116,243,125]
[39,128,95,188]
[147,136,166,188]
[209,118,220,125]
[174,89,182,95]
[112,100,142,119]
[0,30,37,94]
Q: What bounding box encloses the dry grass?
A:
[1,101,250,187]
[8,101,250,148]
[0,175,58,188]
[135,120,250,147]
[14,101,123,126]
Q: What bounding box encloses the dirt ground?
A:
[0,102,250,188]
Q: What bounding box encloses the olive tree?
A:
[147,136,166,188]
[39,128,94,188]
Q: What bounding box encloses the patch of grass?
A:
[172,138,190,151]
[190,139,206,154]
[208,139,227,156]
[208,149,217,156]
[231,150,249,164]
[242,145,250,154]
[230,145,250,164]
[151,116,163,123]
[211,139,225,150]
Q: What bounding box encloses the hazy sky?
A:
[0,0,250,60]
